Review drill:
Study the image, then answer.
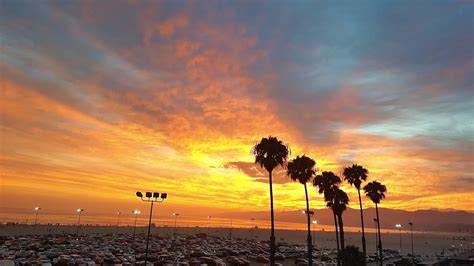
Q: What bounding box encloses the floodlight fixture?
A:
[395,224,402,228]
[35,207,41,211]
[312,220,318,224]
[77,208,84,212]
[135,190,168,264]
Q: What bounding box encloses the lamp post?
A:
[251,218,255,239]
[312,220,318,246]
[136,191,167,265]
[207,215,212,236]
[116,211,122,234]
[173,213,179,236]
[132,210,141,239]
[374,218,378,264]
[395,224,402,252]
[76,209,84,235]
[408,222,414,261]
[33,207,41,232]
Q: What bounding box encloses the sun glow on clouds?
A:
[0,1,473,216]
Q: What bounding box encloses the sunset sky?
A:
[1,0,473,219]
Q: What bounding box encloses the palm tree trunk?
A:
[304,184,313,266]
[333,209,340,266]
[337,214,345,250]
[375,203,383,266]
[357,188,367,265]
[268,170,276,266]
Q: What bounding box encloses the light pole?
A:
[76,209,84,235]
[408,222,414,261]
[228,216,233,239]
[173,213,179,236]
[395,224,402,252]
[374,218,379,264]
[34,207,41,232]
[136,191,167,265]
[312,220,317,246]
[302,209,315,266]
[207,215,211,236]
[116,211,121,234]
[251,218,255,239]
[132,210,141,239]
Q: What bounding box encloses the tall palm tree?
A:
[331,187,349,250]
[252,136,289,265]
[287,155,316,266]
[364,181,386,266]
[343,164,368,263]
[313,171,342,264]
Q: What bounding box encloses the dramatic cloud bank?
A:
[1,0,473,216]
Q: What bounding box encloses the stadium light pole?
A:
[173,213,179,236]
[76,209,84,235]
[33,207,41,232]
[408,222,414,261]
[136,191,167,265]
[395,224,402,252]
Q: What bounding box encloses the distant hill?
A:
[223,208,474,233]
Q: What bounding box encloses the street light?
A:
[173,213,179,236]
[136,191,167,265]
[251,218,255,239]
[207,215,212,236]
[132,210,141,239]
[408,222,414,261]
[312,220,318,246]
[374,218,379,263]
[116,211,122,234]
[76,209,84,235]
[33,207,41,232]
[395,224,402,252]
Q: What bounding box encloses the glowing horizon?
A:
[1,1,473,218]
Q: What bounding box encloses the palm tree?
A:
[331,187,349,250]
[252,136,289,265]
[340,245,364,266]
[313,171,342,263]
[343,164,368,263]
[287,155,316,266]
[364,181,386,266]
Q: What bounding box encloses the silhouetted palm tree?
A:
[364,181,386,266]
[287,155,316,266]
[343,164,368,263]
[340,245,364,266]
[331,187,349,250]
[252,136,289,265]
[313,171,342,264]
